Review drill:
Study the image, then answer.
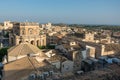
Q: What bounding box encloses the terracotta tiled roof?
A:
[4,56,49,80]
[8,43,42,56]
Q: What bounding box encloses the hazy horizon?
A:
[0,0,120,25]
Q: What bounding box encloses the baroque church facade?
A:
[9,22,46,46]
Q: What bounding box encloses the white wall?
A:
[86,45,95,58]
[17,55,27,59]
[8,55,26,62]
[8,56,17,62]
[45,50,55,58]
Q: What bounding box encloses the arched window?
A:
[31,41,34,45]
[28,28,33,35]
[19,41,22,44]
[22,30,24,35]
[37,40,39,46]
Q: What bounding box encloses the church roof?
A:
[4,56,50,80]
[8,43,42,56]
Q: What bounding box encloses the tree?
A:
[38,45,55,49]
[0,47,8,62]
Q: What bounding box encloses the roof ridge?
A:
[16,44,25,57]
[27,44,35,54]
[27,43,39,54]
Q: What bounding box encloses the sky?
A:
[0,0,120,25]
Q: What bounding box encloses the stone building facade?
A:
[9,22,46,46]
[83,32,94,42]
[72,51,82,71]
[86,45,96,58]
[4,21,14,30]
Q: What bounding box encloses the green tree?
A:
[0,47,8,62]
